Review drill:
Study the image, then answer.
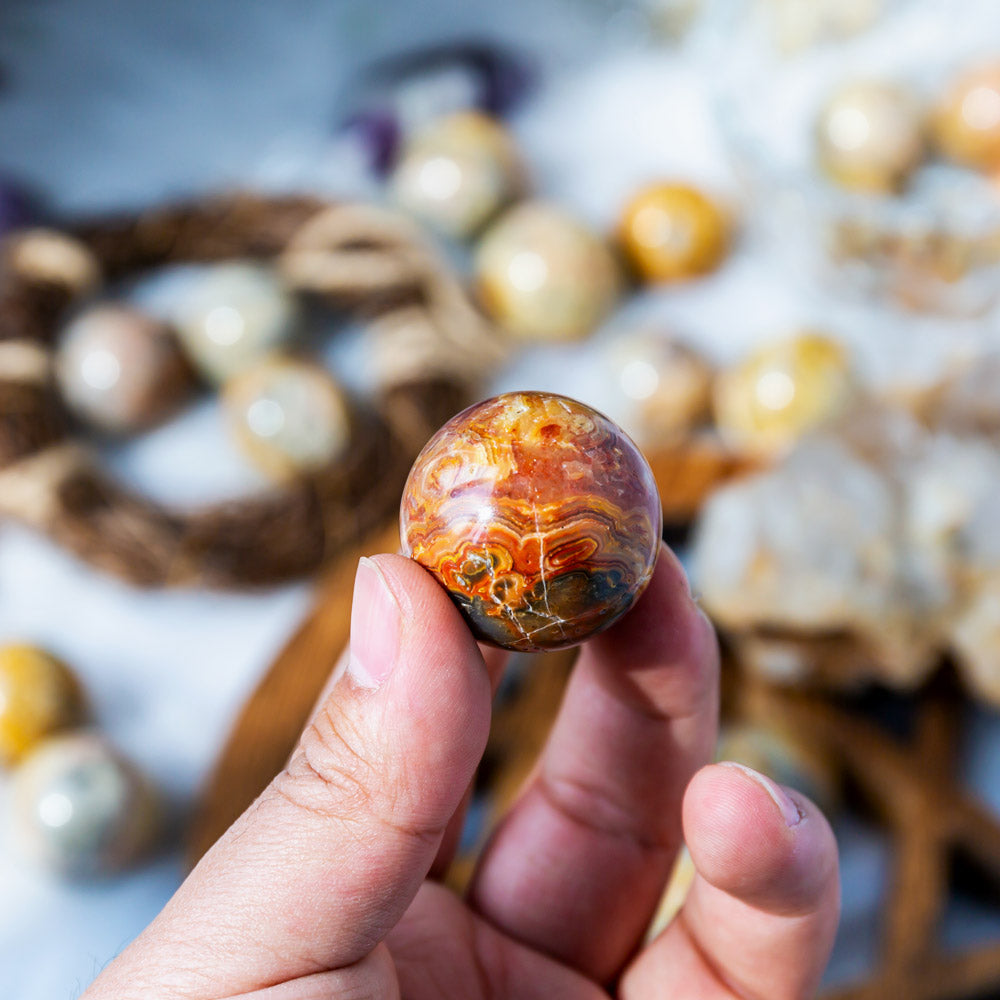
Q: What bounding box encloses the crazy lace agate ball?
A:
[401,391,662,652]
[11,732,159,877]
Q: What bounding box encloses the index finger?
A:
[467,543,720,983]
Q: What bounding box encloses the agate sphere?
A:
[56,304,193,434]
[400,391,662,651]
[223,356,352,480]
[815,80,925,193]
[712,332,855,457]
[174,262,299,385]
[474,201,621,342]
[11,732,159,877]
[389,110,526,238]
[618,183,729,283]
[0,645,84,766]
[933,63,1000,171]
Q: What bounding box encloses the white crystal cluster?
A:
[692,355,1000,704]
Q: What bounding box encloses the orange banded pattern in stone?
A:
[400,391,662,651]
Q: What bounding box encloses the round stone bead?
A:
[933,63,1000,172]
[400,391,662,652]
[174,262,299,385]
[712,333,855,457]
[55,304,193,434]
[5,228,101,297]
[474,201,622,342]
[815,81,925,194]
[607,331,714,445]
[618,184,729,283]
[223,357,352,481]
[0,645,84,766]
[11,733,158,877]
[389,111,526,239]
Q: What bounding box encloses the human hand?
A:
[83,546,839,999]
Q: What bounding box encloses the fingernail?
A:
[347,557,402,689]
[719,761,804,828]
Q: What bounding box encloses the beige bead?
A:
[816,81,925,193]
[56,304,192,433]
[11,732,159,877]
[0,644,84,766]
[608,331,713,445]
[933,63,1000,172]
[174,262,299,385]
[475,201,622,342]
[6,229,101,296]
[224,357,352,481]
[390,111,526,239]
[713,333,855,457]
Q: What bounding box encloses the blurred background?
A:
[4,0,1000,997]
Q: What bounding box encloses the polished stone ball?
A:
[0,645,84,766]
[400,391,662,651]
[618,183,729,283]
[223,356,352,481]
[56,304,193,434]
[933,63,1000,172]
[389,110,526,239]
[815,80,925,194]
[11,732,159,877]
[474,201,621,342]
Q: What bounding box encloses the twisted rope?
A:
[0,194,505,587]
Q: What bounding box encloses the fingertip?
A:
[683,762,839,917]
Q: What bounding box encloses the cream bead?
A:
[474,201,621,342]
[223,357,352,481]
[389,111,526,239]
[816,81,925,194]
[12,733,159,877]
[174,262,299,384]
[56,304,192,433]
[6,229,101,297]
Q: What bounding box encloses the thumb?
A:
[87,555,492,999]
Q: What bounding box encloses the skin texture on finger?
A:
[468,544,720,983]
[84,555,492,1000]
[621,763,841,1000]
[389,881,606,1000]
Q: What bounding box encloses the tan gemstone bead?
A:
[224,357,352,481]
[174,262,299,385]
[933,63,1000,172]
[475,201,622,342]
[618,184,729,283]
[11,732,159,877]
[713,333,855,457]
[816,81,925,194]
[0,644,84,766]
[389,111,526,239]
[55,304,193,434]
[608,331,714,445]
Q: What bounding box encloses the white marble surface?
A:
[2,1,1000,997]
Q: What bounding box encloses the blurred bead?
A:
[55,304,193,434]
[174,263,299,385]
[0,174,41,238]
[713,333,855,457]
[11,733,159,877]
[765,0,883,53]
[390,111,526,239]
[607,331,713,445]
[933,63,1000,172]
[0,645,84,766]
[816,81,925,194]
[618,183,729,283]
[5,228,101,297]
[224,356,352,481]
[475,201,621,342]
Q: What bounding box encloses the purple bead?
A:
[342,109,402,177]
[0,174,41,238]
